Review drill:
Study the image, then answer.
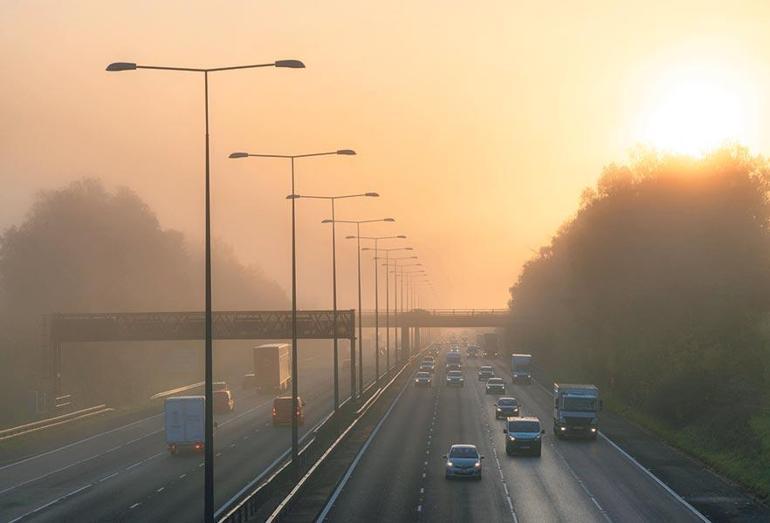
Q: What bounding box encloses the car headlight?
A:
[560,426,566,431]
[591,427,597,432]
[495,407,501,411]
[446,461,453,467]
[474,462,481,468]
[508,436,516,441]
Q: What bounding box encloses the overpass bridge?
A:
[42,308,512,406]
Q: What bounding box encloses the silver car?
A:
[443,444,483,479]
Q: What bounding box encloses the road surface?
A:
[324,352,706,522]
[0,341,380,522]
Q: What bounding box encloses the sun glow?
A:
[637,65,753,156]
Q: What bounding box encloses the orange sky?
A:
[2,1,769,310]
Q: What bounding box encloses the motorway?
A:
[0,341,380,523]
[324,349,706,523]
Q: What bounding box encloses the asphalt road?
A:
[0,341,381,523]
[325,352,707,523]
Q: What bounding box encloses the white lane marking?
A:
[125,460,144,471]
[316,374,412,522]
[532,378,709,522]
[550,441,611,522]
[179,473,186,479]
[129,502,140,509]
[98,472,119,483]
[417,504,422,512]
[156,487,165,493]
[0,413,163,472]
[598,432,710,522]
[7,483,93,523]
[0,432,162,495]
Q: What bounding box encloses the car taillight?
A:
[296,409,301,416]
[272,408,276,416]
[195,442,203,450]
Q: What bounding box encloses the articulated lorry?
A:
[252,343,292,393]
[511,353,533,384]
[165,396,205,455]
[553,383,602,439]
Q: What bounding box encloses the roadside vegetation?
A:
[0,179,286,426]
[507,146,770,498]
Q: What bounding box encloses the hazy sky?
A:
[2,1,769,310]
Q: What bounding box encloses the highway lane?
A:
[325,353,704,522]
[0,343,374,522]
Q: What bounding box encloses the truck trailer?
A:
[553,383,602,439]
[511,353,533,384]
[165,396,205,455]
[253,343,292,393]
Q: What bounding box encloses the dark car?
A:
[272,396,305,426]
[504,417,545,456]
[415,371,433,387]
[445,370,464,387]
[478,366,495,381]
[494,397,520,419]
[486,377,506,395]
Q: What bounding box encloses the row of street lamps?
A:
[106,58,432,523]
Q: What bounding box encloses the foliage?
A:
[508,146,770,443]
[0,179,286,423]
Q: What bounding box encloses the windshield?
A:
[498,398,518,406]
[488,379,503,385]
[449,447,478,459]
[563,397,598,411]
[508,421,540,433]
[417,372,430,378]
[448,371,462,377]
[480,366,492,372]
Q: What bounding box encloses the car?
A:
[503,416,545,456]
[419,363,435,374]
[445,370,464,387]
[242,373,257,390]
[486,377,506,395]
[444,444,483,479]
[478,366,495,381]
[272,396,305,426]
[213,389,235,413]
[494,397,520,419]
[415,371,433,387]
[446,363,462,373]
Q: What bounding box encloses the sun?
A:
[637,66,751,156]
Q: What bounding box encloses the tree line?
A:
[0,179,287,424]
[507,147,770,449]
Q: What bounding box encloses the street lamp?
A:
[359,235,406,383]
[381,255,417,367]
[332,218,395,393]
[107,58,304,523]
[399,266,425,358]
[370,248,413,372]
[289,192,378,410]
[230,149,356,465]
[389,262,422,361]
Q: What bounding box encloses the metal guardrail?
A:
[216,347,429,523]
[0,404,112,441]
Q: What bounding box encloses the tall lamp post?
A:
[107,58,304,523]
[372,249,413,372]
[288,192,379,410]
[391,263,422,361]
[400,267,426,357]
[359,236,406,383]
[381,255,418,366]
[229,149,356,466]
[331,218,395,394]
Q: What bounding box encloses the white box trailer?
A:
[165,395,205,454]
